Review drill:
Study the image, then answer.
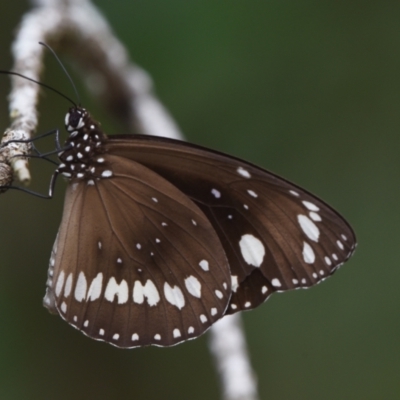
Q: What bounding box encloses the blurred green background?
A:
[0,1,399,399]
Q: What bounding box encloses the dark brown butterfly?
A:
[41,105,356,348]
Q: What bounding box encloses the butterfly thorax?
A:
[57,106,113,182]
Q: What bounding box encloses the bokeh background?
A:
[0,1,399,399]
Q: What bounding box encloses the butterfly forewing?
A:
[106,135,356,312]
[44,154,231,348]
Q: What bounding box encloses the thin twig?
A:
[210,315,259,400]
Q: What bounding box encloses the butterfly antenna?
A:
[0,70,76,107]
[39,41,81,106]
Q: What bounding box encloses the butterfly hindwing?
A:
[44,155,231,348]
[107,135,356,312]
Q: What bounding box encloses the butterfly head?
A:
[65,106,89,133]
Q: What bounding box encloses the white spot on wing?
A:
[184,276,202,298]
[261,286,268,294]
[164,283,185,309]
[131,333,139,341]
[309,211,322,221]
[60,302,67,313]
[247,189,258,198]
[337,240,344,250]
[102,170,113,178]
[74,272,87,302]
[99,329,105,336]
[104,278,129,304]
[87,273,103,301]
[173,328,181,338]
[133,280,160,306]
[324,256,332,266]
[154,334,161,340]
[211,308,218,316]
[188,327,195,334]
[298,214,320,242]
[215,290,223,299]
[271,278,281,288]
[239,234,265,267]
[211,188,221,198]
[64,273,73,297]
[112,333,120,340]
[55,271,65,297]
[237,166,251,178]
[199,260,209,271]
[200,314,207,323]
[302,242,315,264]
[302,201,320,212]
[289,190,300,197]
[231,276,239,292]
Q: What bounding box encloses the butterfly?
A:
[37,104,356,349]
